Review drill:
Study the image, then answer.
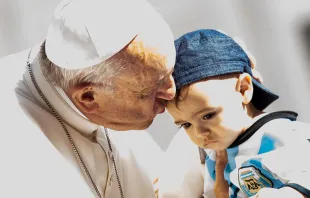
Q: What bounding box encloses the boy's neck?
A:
[245,102,264,119]
[220,105,264,152]
[234,103,264,143]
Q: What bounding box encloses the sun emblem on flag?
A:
[238,166,273,197]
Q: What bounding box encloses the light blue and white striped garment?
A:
[203,112,310,198]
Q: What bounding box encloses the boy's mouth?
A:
[204,140,219,147]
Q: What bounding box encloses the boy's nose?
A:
[195,129,211,139]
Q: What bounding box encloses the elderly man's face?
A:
[71,35,176,130]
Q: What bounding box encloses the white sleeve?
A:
[261,142,310,197]
[283,121,310,196]
[159,129,204,198]
[265,120,310,196]
[122,131,164,184]
[291,121,310,140]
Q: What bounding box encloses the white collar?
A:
[24,47,99,135]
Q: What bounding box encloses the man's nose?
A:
[155,76,176,101]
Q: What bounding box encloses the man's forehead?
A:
[138,67,173,92]
[116,65,173,92]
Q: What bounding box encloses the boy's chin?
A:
[202,142,229,151]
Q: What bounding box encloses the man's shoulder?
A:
[1,92,93,197]
[1,47,30,67]
[1,119,93,197]
[0,44,41,69]
[0,44,41,88]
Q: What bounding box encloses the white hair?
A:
[39,41,126,92]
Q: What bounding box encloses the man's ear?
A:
[235,73,253,105]
[68,86,98,114]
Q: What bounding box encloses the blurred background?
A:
[1,0,310,150]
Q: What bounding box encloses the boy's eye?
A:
[181,123,191,128]
[202,112,216,120]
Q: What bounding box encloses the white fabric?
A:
[45,0,165,69]
[0,45,162,198]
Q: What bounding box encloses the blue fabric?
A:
[174,29,279,110]
[224,146,240,198]
[258,134,277,154]
[206,155,216,181]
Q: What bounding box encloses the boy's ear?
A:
[236,73,253,104]
[177,85,189,101]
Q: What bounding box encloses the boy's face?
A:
[167,75,253,150]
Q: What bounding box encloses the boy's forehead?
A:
[167,90,213,124]
[168,84,209,113]
[166,100,192,123]
[168,78,236,111]
[178,79,223,100]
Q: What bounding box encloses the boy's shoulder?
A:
[262,116,310,143]
[289,120,310,141]
[244,111,309,144]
